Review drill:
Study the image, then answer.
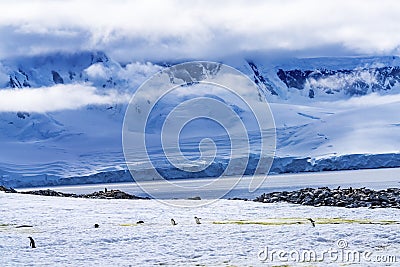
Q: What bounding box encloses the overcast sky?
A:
[1,0,400,61]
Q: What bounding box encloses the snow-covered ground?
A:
[1,188,399,266]
[2,168,398,266]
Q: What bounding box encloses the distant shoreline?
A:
[2,185,399,209]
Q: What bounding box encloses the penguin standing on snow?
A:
[28,237,36,248]
[194,216,201,224]
[171,219,177,226]
[307,218,316,227]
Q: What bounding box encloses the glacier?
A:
[0,52,399,188]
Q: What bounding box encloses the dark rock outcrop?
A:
[51,71,64,84]
[0,185,17,193]
[277,66,400,97]
[78,189,146,199]
[1,186,148,200]
[254,187,400,209]
[248,61,278,96]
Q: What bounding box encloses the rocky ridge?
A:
[0,186,147,200]
[254,187,400,208]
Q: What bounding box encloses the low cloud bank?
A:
[1,0,400,61]
[0,84,131,112]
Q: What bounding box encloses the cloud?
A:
[320,92,400,109]
[117,62,163,86]
[85,63,109,79]
[0,84,131,112]
[308,69,378,90]
[0,0,400,61]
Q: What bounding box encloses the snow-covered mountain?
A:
[0,52,399,187]
[3,52,400,100]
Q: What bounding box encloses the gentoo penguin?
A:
[28,237,36,248]
[171,219,177,226]
[307,218,315,227]
[194,216,201,224]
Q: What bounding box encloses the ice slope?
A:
[274,99,400,157]
[0,52,400,187]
